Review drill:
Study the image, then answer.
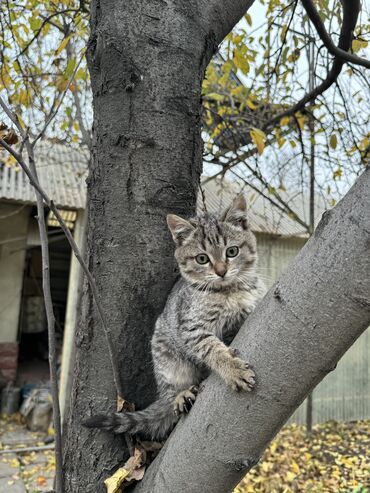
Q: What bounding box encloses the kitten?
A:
[83,195,266,440]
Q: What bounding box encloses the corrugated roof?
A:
[0,141,326,236]
[200,178,327,237]
[0,141,88,209]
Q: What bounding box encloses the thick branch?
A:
[134,167,370,493]
[200,0,256,45]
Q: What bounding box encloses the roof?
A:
[200,178,327,238]
[0,141,327,237]
[0,141,88,209]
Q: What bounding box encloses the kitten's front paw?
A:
[224,357,255,392]
[173,386,198,415]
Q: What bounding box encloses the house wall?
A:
[255,232,370,424]
[0,203,30,343]
[0,202,30,383]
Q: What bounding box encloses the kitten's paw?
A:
[173,386,198,415]
[225,357,255,392]
[228,347,239,358]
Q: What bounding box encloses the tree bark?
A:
[63,1,254,491]
[134,167,370,493]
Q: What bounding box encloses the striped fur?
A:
[83,195,266,440]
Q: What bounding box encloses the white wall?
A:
[0,203,30,343]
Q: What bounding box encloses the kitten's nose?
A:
[214,262,227,278]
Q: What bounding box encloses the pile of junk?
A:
[1,380,53,432]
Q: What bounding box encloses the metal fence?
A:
[257,233,370,424]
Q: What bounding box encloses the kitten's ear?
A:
[167,214,195,245]
[221,194,248,230]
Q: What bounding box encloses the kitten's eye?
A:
[195,253,209,265]
[226,246,239,258]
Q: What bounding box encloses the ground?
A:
[237,420,370,493]
[0,414,54,493]
[0,415,369,492]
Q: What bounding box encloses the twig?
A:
[24,138,63,493]
[0,444,55,455]
[17,9,79,57]
[33,51,85,146]
[268,0,363,126]
[198,184,208,214]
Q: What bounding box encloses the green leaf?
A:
[65,58,77,78]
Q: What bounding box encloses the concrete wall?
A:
[0,202,30,343]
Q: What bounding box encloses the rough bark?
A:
[63,1,254,491]
[134,167,370,493]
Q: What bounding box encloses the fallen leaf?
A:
[104,448,144,493]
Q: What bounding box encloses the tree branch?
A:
[200,0,256,45]
[301,0,370,69]
[268,0,363,127]
[24,139,64,493]
[134,167,370,493]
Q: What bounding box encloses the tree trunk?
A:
[63,1,254,491]
[134,167,370,493]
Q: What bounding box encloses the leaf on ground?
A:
[236,420,370,493]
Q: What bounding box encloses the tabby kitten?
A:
[83,195,266,440]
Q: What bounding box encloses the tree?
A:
[60,1,370,492]
[62,2,256,490]
[0,1,369,492]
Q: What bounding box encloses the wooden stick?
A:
[0,444,55,455]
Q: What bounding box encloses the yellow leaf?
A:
[291,459,300,474]
[206,93,225,102]
[233,51,250,74]
[245,13,252,26]
[352,39,368,53]
[280,116,290,127]
[333,168,342,180]
[329,134,337,149]
[55,35,71,56]
[246,99,258,110]
[104,448,144,493]
[297,115,305,130]
[250,128,266,155]
[286,471,296,482]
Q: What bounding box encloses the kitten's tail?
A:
[82,396,178,441]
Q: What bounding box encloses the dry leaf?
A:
[104,448,144,493]
[37,476,47,486]
[117,395,135,413]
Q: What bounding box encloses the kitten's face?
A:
[167,195,257,289]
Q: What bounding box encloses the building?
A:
[0,142,87,417]
[0,142,369,424]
